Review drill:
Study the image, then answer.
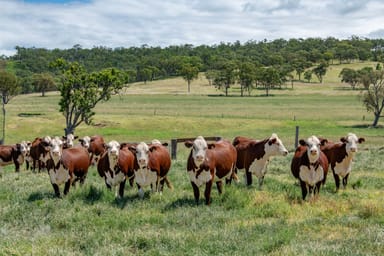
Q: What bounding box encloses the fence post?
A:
[295,126,299,149]
[171,139,177,160]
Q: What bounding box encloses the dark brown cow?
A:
[97,140,135,198]
[184,136,237,205]
[0,144,25,174]
[45,137,90,197]
[233,133,288,188]
[129,140,172,198]
[321,133,365,191]
[79,135,105,165]
[291,135,329,200]
[29,136,51,172]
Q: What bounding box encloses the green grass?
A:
[1,63,384,255]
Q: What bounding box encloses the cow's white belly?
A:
[299,165,324,186]
[105,171,125,187]
[188,169,212,187]
[249,158,269,178]
[49,166,69,185]
[135,167,157,187]
[334,156,353,178]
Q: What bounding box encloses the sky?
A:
[1,0,384,57]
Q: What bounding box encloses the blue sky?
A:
[1,0,384,56]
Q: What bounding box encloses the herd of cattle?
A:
[0,132,364,205]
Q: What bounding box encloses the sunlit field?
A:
[1,65,383,255]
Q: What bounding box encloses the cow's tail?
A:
[164,176,173,190]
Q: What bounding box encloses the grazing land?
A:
[1,66,383,255]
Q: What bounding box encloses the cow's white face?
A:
[265,133,288,156]
[305,136,321,163]
[80,136,91,149]
[107,140,120,160]
[20,140,31,157]
[343,133,361,154]
[135,142,149,168]
[49,137,64,163]
[63,133,77,148]
[191,136,208,166]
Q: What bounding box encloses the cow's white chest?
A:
[334,155,353,177]
[135,167,157,187]
[188,169,212,187]
[248,156,269,178]
[299,165,324,186]
[105,170,125,187]
[49,166,69,185]
[17,155,24,165]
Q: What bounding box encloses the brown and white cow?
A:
[291,135,329,200]
[97,140,135,198]
[0,143,26,174]
[80,135,105,165]
[20,140,32,170]
[321,133,365,191]
[45,136,90,197]
[184,136,237,205]
[129,140,172,198]
[29,136,52,172]
[233,133,288,188]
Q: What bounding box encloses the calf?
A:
[20,141,32,170]
[321,133,365,191]
[97,140,135,198]
[29,136,51,172]
[80,135,105,165]
[45,137,90,197]
[184,136,237,205]
[233,133,288,188]
[129,140,172,198]
[0,143,25,174]
[291,136,329,200]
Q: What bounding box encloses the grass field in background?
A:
[1,62,383,255]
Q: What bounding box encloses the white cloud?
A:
[1,0,384,57]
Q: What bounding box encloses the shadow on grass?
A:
[27,191,57,201]
[162,197,198,211]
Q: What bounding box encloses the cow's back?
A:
[211,140,237,179]
[62,147,90,173]
[118,147,135,174]
[321,142,347,167]
[148,144,171,177]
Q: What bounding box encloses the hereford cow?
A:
[129,140,172,198]
[97,140,135,198]
[62,133,78,148]
[45,136,90,197]
[29,136,51,172]
[233,133,288,188]
[291,135,329,200]
[0,143,25,174]
[20,140,32,170]
[80,135,105,165]
[184,136,237,205]
[321,133,365,191]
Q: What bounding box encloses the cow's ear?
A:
[299,139,306,146]
[340,137,347,143]
[358,138,365,143]
[62,136,67,140]
[128,145,136,153]
[208,143,215,149]
[15,143,21,150]
[268,138,277,145]
[184,141,193,148]
[149,145,156,152]
[162,142,168,147]
[74,136,79,139]
[320,138,328,146]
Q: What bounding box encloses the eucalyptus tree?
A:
[212,60,238,96]
[238,61,256,96]
[0,70,20,143]
[258,67,281,96]
[51,58,126,135]
[32,72,56,96]
[312,62,328,83]
[339,68,359,89]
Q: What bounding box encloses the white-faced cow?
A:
[0,143,26,174]
[20,140,32,170]
[62,133,78,149]
[232,133,288,188]
[97,140,135,198]
[45,136,90,197]
[321,133,365,191]
[291,135,329,200]
[129,140,172,198]
[80,135,105,165]
[184,136,237,205]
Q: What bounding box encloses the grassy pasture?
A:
[1,64,384,255]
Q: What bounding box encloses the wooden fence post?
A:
[171,139,177,160]
[295,126,299,149]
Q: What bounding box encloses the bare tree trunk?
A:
[1,102,5,144]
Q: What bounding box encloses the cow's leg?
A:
[216,180,223,194]
[258,176,265,189]
[118,179,126,198]
[138,185,145,198]
[14,162,20,172]
[52,183,61,197]
[191,182,200,205]
[342,174,349,189]
[204,180,213,205]
[245,170,253,186]
[300,180,308,200]
[164,176,173,190]
[63,179,71,195]
[315,182,322,198]
[333,171,340,191]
